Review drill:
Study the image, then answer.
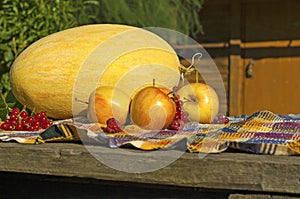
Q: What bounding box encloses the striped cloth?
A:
[0,110,299,155]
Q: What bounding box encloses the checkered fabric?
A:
[0,110,299,155]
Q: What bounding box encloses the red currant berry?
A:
[42,123,51,129]
[104,118,122,133]
[181,113,187,122]
[177,106,182,112]
[32,125,40,131]
[31,120,40,127]
[1,123,8,130]
[23,125,29,131]
[104,127,112,133]
[175,95,180,101]
[10,120,17,126]
[7,124,14,131]
[34,112,42,120]
[170,123,180,131]
[27,126,34,131]
[224,117,229,124]
[26,116,34,124]
[4,118,10,124]
[9,114,18,121]
[15,123,23,131]
[21,119,27,126]
[39,116,47,123]
[20,111,28,119]
[176,100,183,107]
[11,107,20,116]
[175,111,182,117]
[40,111,47,117]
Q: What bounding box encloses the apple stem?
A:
[182,97,194,103]
[153,78,155,87]
[75,98,89,104]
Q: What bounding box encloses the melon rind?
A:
[10,24,180,119]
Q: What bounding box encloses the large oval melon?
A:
[10,24,180,119]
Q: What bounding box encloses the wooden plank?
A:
[0,171,230,198]
[229,52,244,116]
[242,40,300,48]
[229,194,300,199]
[0,142,299,195]
[229,0,244,116]
[174,42,230,49]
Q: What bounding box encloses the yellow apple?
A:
[130,86,176,130]
[177,83,219,123]
[87,86,130,125]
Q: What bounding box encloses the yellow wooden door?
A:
[242,0,300,115]
[244,57,300,114]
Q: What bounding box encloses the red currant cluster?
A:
[168,87,188,131]
[212,115,229,124]
[0,107,53,131]
[103,118,122,133]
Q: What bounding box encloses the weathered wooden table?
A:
[0,142,299,198]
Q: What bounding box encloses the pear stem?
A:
[153,78,155,87]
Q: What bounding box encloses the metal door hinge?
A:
[246,59,254,78]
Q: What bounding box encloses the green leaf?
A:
[0,44,9,50]
[0,94,7,108]
[4,49,13,62]
[5,90,23,110]
[5,90,17,104]
[0,108,8,121]
[6,102,16,109]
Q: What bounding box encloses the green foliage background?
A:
[0,0,203,119]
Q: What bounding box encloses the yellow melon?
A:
[10,24,180,119]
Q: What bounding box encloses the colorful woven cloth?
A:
[0,110,299,155]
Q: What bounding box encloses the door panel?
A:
[242,0,300,115]
[244,57,300,114]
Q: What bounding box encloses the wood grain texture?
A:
[0,142,299,195]
[229,194,300,199]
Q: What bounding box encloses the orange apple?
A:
[87,86,130,125]
[177,83,219,123]
[130,86,176,130]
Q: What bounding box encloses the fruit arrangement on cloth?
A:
[87,82,218,133]
[6,24,221,133]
